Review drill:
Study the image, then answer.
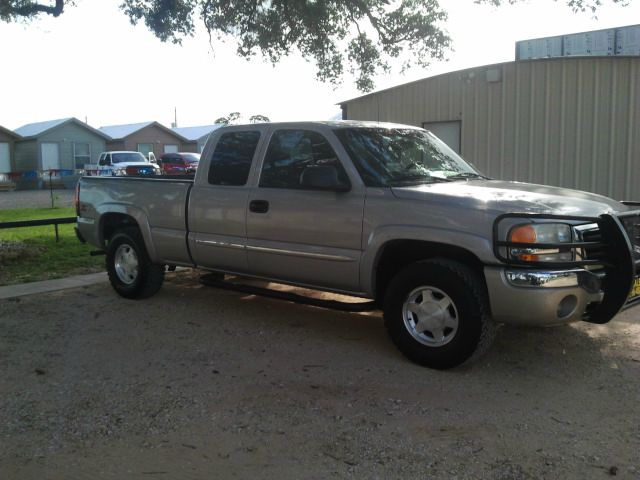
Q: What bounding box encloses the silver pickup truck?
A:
[76,121,640,369]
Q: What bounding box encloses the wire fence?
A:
[0,217,77,242]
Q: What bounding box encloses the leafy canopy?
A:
[214,112,271,125]
[1,0,633,91]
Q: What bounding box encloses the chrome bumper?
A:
[485,267,605,326]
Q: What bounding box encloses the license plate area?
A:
[628,276,640,300]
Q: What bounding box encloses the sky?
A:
[0,0,638,130]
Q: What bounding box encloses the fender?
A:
[97,203,159,262]
[360,225,495,296]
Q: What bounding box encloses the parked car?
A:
[158,152,200,175]
[90,151,160,176]
[76,121,640,369]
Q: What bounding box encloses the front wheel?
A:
[383,259,495,369]
[106,227,164,299]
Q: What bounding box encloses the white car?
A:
[90,151,160,176]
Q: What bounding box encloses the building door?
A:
[41,143,60,171]
[0,143,10,172]
[422,121,461,154]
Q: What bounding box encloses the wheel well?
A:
[100,213,139,246]
[374,240,485,301]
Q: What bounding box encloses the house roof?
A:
[0,125,21,139]
[14,117,110,140]
[172,125,222,141]
[100,121,190,142]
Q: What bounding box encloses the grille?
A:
[581,227,606,262]
[620,213,640,264]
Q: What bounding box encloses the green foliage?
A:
[214,111,241,125]
[1,0,634,91]
[0,207,103,285]
[215,112,270,125]
[249,114,270,124]
[475,0,631,14]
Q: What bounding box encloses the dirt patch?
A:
[0,240,45,265]
[0,270,639,479]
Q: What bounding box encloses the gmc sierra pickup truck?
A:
[76,121,640,369]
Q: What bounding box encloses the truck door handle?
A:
[250,200,269,214]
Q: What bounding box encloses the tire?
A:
[383,258,495,369]
[106,227,164,299]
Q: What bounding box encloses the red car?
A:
[158,152,200,175]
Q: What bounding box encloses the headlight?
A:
[113,168,127,176]
[508,223,573,262]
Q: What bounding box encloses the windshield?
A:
[182,153,200,163]
[334,127,484,187]
[112,152,147,164]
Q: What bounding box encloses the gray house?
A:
[172,125,222,153]
[0,125,20,173]
[14,117,110,172]
[100,121,196,159]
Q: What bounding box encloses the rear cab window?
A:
[207,131,261,186]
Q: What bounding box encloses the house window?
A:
[164,144,179,154]
[74,143,91,169]
[137,143,154,159]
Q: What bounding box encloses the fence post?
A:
[49,170,54,209]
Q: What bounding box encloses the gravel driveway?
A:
[0,189,75,210]
[1,270,639,479]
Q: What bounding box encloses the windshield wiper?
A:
[388,175,452,186]
[446,172,490,181]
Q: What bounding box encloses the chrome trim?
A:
[246,245,356,263]
[505,269,582,288]
[195,239,246,251]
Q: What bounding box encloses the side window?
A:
[260,129,348,189]
[98,153,108,166]
[208,131,261,186]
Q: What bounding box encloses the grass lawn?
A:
[0,207,104,286]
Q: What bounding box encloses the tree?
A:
[1,1,633,92]
[214,112,241,125]
[249,115,270,124]
[214,112,270,125]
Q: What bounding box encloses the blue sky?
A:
[0,0,637,129]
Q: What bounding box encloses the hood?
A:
[111,162,156,168]
[391,180,626,217]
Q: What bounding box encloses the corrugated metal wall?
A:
[343,57,640,201]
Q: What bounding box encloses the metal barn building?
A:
[340,56,640,201]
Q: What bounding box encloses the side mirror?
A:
[300,165,350,192]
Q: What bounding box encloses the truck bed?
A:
[78,176,194,266]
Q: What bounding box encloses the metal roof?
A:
[99,121,155,140]
[14,118,73,137]
[0,125,21,139]
[14,117,110,140]
[100,121,190,142]
[172,125,222,141]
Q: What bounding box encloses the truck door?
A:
[246,128,365,293]
[188,130,262,273]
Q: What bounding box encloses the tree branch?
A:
[14,0,65,18]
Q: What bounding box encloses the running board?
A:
[199,273,377,313]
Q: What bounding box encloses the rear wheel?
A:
[106,227,164,299]
[383,259,495,369]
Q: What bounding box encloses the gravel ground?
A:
[1,270,639,479]
[0,189,74,210]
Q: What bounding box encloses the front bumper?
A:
[490,211,640,326]
[485,267,605,326]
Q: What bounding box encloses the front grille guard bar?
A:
[493,212,638,324]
